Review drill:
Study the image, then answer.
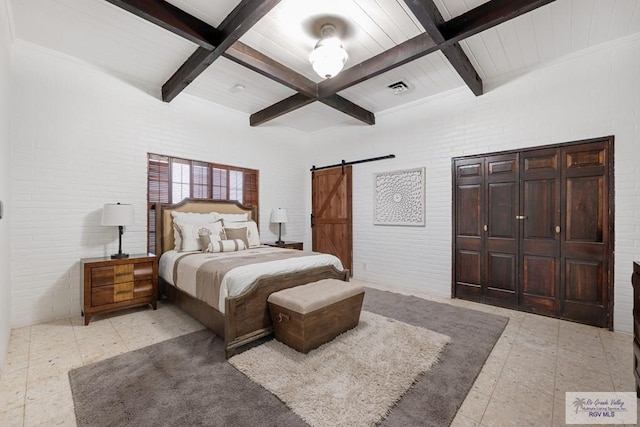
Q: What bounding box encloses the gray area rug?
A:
[69,288,508,427]
[229,311,451,427]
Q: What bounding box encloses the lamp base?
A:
[111,253,130,259]
[275,240,284,245]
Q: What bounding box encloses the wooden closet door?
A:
[454,138,613,328]
[453,158,484,301]
[453,155,519,305]
[312,166,353,274]
[520,148,561,317]
[561,141,611,327]
[484,154,519,308]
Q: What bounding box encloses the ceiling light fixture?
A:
[309,24,348,80]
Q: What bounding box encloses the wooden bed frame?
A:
[155,198,348,358]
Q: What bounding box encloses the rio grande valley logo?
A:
[566,392,636,424]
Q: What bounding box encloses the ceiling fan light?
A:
[309,25,348,79]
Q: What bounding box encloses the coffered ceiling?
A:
[8,0,640,132]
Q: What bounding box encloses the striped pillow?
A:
[205,239,247,253]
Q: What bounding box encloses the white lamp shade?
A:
[101,203,134,226]
[270,208,288,224]
[309,37,348,79]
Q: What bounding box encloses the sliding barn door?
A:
[312,166,353,274]
[453,137,613,328]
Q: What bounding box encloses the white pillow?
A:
[177,221,224,252]
[223,220,260,247]
[205,239,247,253]
[217,213,248,223]
[171,212,220,250]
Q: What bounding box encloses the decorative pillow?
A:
[198,227,225,251]
[217,213,248,223]
[171,212,220,250]
[223,227,249,248]
[223,220,260,247]
[177,221,224,252]
[205,239,247,253]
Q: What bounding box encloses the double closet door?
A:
[453,138,613,328]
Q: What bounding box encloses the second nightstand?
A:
[81,253,158,325]
[265,241,304,250]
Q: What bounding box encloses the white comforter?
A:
[159,246,344,313]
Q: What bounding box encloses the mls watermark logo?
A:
[566,392,637,424]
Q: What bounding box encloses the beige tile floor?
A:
[0,281,636,426]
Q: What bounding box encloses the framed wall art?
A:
[374,167,425,226]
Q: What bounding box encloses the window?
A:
[212,167,228,199]
[229,170,243,202]
[147,154,259,253]
[192,162,209,199]
[171,159,190,203]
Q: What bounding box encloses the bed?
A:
[155,198,348,357]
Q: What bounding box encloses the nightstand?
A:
[265,241,304,250]
[81,253,158,325]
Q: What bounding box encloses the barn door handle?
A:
[310,213,315,227]
[516,215,527,220]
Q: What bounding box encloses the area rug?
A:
[69,288,508,427]
[229,311,451,427]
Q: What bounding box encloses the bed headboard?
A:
[155,199,258,255]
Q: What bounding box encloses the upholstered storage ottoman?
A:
[267,279,365,353]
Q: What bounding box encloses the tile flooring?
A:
[0,280,636,426]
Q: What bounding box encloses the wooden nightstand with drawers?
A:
[81,253,158,325]
[265,241,304,250]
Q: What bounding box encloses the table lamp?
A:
[270,208,288,245]
[101,203,135,259]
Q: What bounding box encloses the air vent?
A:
[388,81,409,95]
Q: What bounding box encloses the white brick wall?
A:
[6,28,640,338]
[308,34,640,334]
[9,41,312,327]
[0,0,13,370]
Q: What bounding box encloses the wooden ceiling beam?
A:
[224,42,317,98]
[318,33,437,98]
[226,44,376,126]
[441,43,482,95]
[104,0,375,125]
[252,32,438,125]
[402,0,482,96]
[320,95,375,125]
[250,93,375,127]
[250,94,316,127]
[106,0,555,126]
[104,0,222,50]
[441,0,556,45]
[262,0,554,124]
[162,0,281,102]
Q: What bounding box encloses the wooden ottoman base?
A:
[268,280,364,353]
